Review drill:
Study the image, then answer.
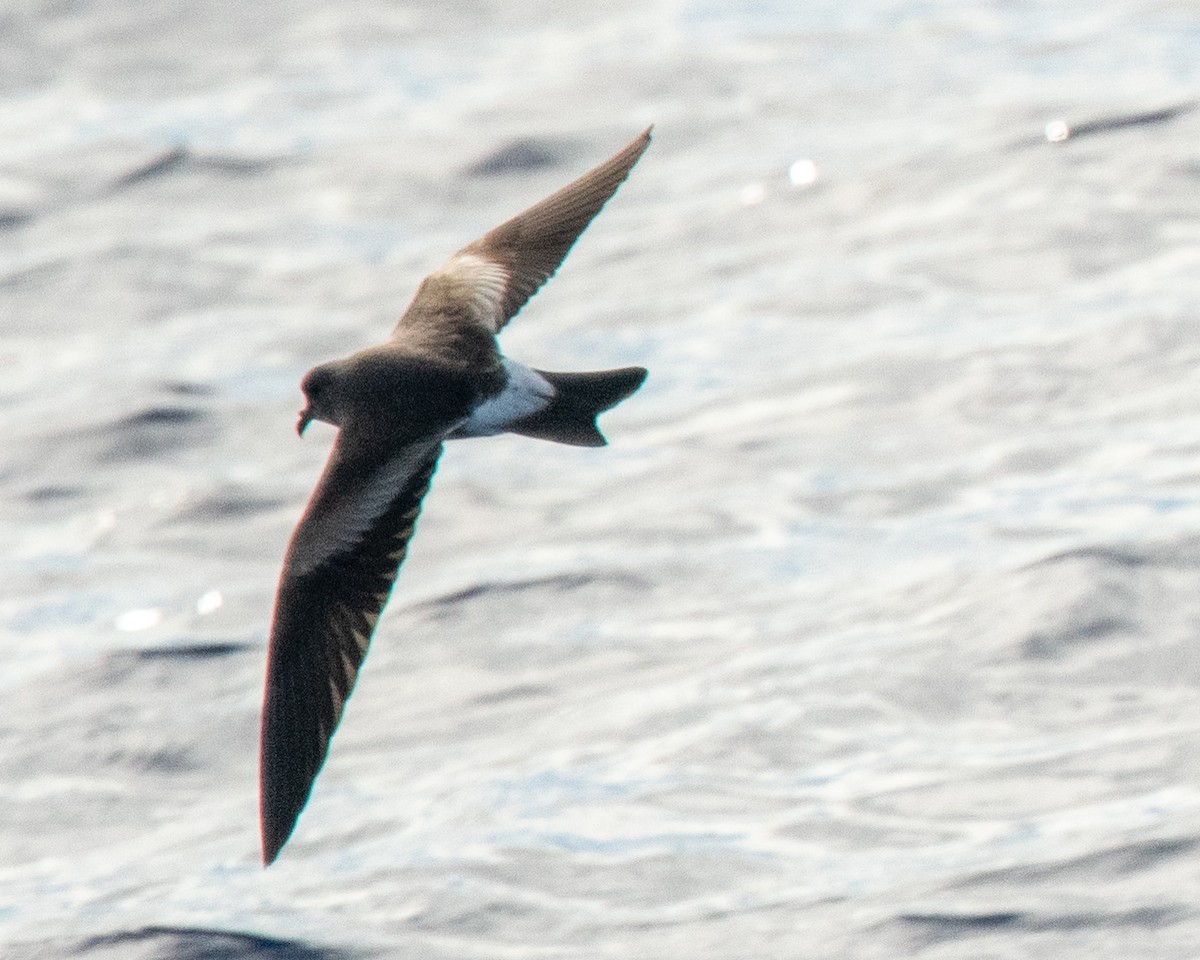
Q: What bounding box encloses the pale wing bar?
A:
[459,126,652,331]
[283,438,442,578]
[259,444,443,865]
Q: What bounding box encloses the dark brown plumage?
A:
[259,127,652,865]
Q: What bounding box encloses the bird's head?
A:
[297,349,489,439]
[297,362,345,436]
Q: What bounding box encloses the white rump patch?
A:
[457,359,553,437]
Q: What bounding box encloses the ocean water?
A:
[3,0,1200,957]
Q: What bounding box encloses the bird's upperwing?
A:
[394,127,652,340]
[259,431,443,865]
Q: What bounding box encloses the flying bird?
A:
[259,127,652,865]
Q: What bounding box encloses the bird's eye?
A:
[302,370,329,398]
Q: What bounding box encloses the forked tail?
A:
[510,366,647,446]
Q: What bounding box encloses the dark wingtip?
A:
[260,812,288,867]
[260,727,303,867]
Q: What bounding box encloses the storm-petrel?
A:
[259,127,651,864]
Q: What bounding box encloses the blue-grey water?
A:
[4,1,1200,957]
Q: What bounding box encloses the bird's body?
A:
[259,127,652,864]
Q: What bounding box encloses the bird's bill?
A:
[297,407,313,436]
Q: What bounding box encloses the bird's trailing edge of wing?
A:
[259,125,655,867]
[398,127,653,338]
[468,125,652,329]
[259,442,443,865]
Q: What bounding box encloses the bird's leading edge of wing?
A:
[396,126,652,338]
[259,435,443,865]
